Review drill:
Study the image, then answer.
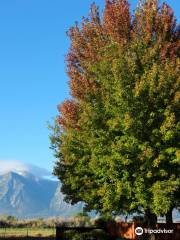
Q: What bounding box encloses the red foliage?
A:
[104,0,131,43]
[66,4,107,100]
[159,3,179,62]
[57,100,80,130]
[57,0,179,131]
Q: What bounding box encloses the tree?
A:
[50,0,180,224]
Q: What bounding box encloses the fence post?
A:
[4,227,6,238]
[132,222,135,240]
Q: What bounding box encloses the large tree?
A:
[50,0,180,223]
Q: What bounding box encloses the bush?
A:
[94,216,115,228]
[63,229,113,240]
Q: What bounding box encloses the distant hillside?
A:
[0,171,83,218]
[0,171,179,221]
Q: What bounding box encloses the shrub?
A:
[63,229,113,240]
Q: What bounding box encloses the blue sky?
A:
[0,0,179,173]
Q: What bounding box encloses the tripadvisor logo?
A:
[135,226,174,236]
[135,227,143,235]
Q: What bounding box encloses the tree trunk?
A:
[144,209,157,227]
[166,207,173,224]
[144,209,157,240]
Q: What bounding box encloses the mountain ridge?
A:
[0,171,83,219]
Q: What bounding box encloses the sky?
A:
[0,0,179,174]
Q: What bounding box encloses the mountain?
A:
[0,171,179,221]
[0,171,83,219]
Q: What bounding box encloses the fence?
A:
[107,222,180,240]
[1,223,180,240]
[56,222,180,240]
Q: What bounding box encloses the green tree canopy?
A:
[50,0,180,223]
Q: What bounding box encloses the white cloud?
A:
[0,160,28,174]
[0,160,52,178]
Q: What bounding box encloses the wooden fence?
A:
[56,222,180,240]
[107,222,180,240]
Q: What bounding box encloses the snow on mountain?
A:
[0,170,83,219]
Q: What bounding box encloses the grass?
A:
[0,227,55,237]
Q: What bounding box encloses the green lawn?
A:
[0,227,55,237]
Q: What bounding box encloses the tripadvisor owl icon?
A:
[135,227,144,236]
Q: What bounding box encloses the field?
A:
[0,227,55,238]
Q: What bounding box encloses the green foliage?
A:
[151,178,179,215]
[51,0,180,219]
[1,215,17,223]
[63,229,112,240]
